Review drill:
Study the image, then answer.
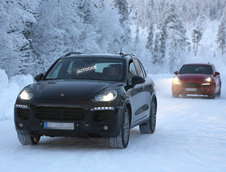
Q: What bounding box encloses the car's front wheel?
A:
[208,88,216,99]
[139,99,157,134]
[109,107,130,149]
[217,86,221,97]
[208,86,217,99]
[172,92,179,98]
[17,133,40,145]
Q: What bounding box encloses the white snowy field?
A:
[0,72,226,172]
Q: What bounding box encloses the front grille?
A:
[182,83,201,88]
[17,108,30,120]
[93,111,112,122]
[35,107,84,121]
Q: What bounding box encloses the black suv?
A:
[14,53,157,149]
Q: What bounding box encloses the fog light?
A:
[18,123,24,128]
[90,107,114,111]
[102,125,109,131]
[15,104,30,109]
[202,83,211,86]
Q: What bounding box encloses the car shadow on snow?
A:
[23,128,150,150]
[37,137,110,150]
[171,94,223,99]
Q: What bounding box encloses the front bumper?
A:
[14,99,123,138]
[172,82,214,95]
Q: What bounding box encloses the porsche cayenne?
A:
[172,63,221,99]
[14,52,157,149]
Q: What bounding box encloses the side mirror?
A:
[34,73,44,82]
[215,72,220,76]
[174,71,179,75]
[132,75,145,86]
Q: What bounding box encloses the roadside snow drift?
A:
[0,71,225,172]
[0,69,33,120]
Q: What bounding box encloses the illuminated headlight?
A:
[205,77,212,82]
[173,77,181,85]
[95,90,117,102]
[90,107,115,111]
[19,89,33,100]
[202,83,211,86]
[15,104,30,109]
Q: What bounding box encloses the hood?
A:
[177,74,211,82]
[30,80,122,100]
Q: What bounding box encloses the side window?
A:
[129,61,137,76]
[138,60,146,77]
[128,61,137,85]
[66,61,75,74]
[211,65,216,74]
[46,62,63,79]
[133,59,144,78]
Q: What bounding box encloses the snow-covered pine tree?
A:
[192,29,202,56]
[1,0,226,76]
[92,0,123,53]
[18,0,42,75]
[0,0,41,76]
[146,22,154,51]
[114,0,131,46]
[162,5,188,72]
[135,26,140,47]
[114,0,129,24]
[31,0,85,71]
[217,10,226,57]
[159,24,167,65]
[152,33,160,64]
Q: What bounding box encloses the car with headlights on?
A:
[172,63,221,99]
[14,52,157,149]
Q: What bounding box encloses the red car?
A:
[172,63,221,99]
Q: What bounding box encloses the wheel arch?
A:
[126,103,132,125]
[122,99,132,125]
[151,93,157,113]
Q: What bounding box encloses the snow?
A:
[1,0,226,76]
[0,69,33,120]
[0,71,226,172]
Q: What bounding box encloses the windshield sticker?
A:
[76,65,96,75]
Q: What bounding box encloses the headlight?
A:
[205,77,212,82]
[173,77,181,85]
[19,89,33,100]
[95,90,117,102]
[202,83,211,86]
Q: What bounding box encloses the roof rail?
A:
[119,52,124,56]
[64,52,82,57]
[119,53,135,58]
[130,54,135,58]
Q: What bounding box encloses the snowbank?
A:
[0,73,225,172]
[0,69,33,120]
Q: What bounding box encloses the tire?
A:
[208,93,215,99]
[208,88,216,99]
[17,133,40,145]
[139,99,157,134]
[208,86,217,99]
[181,93,187,97]
[172,92,179,98]
[217,87,221,97]
[109,107,130,149]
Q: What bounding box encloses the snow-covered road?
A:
[0,74,226,172]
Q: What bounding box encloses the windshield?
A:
[179,65,213,74]
[44,57,125,81]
